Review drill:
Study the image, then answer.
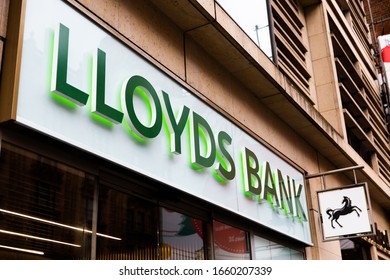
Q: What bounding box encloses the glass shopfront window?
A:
[254,235,304,260]
[0,143,94,259]
[0,142,304,260]
[212,220,250,260]
[96,188,206,260]
[96,185,159,260]
[161,208,205,260]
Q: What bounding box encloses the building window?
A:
[161,207,205,260]
[340,239,372,260]
[96,185,159,260]
[0,142,304,260]
[212,220,250,260]
[0,143,94,259]
[217,0,274,60]
[253,235,304,260]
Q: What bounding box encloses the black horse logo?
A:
[326,196,362,229]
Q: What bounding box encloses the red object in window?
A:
[212,220,248,254]
[382,45,390,63]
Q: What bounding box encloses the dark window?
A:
[0,143,94,259]
[0,142,304,260]
[340,239,371,260]
[96,185,159,260]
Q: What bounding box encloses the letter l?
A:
[51,23,89,105]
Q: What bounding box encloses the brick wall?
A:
[364,0,390,48]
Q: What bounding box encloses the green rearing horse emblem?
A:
[326,196,362,229]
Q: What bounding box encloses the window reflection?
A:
[213,220,250,260]
[96,192,206,260]
[161,208,204,259]
[96,186,159,260]
[0,143,94,259]
[0,143,305,260]
[254,235,304,260]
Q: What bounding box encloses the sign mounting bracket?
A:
[305,165,364,190]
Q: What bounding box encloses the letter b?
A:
[242,147,261,196]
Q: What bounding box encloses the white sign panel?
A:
[317,184,373,241]
[15,0,311,244]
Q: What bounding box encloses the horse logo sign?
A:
[326,196,362,229]
[317,184,373,241]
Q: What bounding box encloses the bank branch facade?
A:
[0,0,389,260]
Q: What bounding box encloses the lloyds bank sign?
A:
[15,0,311,244]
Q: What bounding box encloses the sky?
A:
[217,0,273,58]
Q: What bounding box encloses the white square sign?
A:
[317,184,373,241]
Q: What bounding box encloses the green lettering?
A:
[92,48,123,124]
[51,23,89,105]
[260,161,279,206]
[242,147,261,196]
[161,91,190,154]
[190,112,216,168]
[121,75,162,139]
[215,131,235,181]
[274,170,293,214]
[292,181,308,222]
